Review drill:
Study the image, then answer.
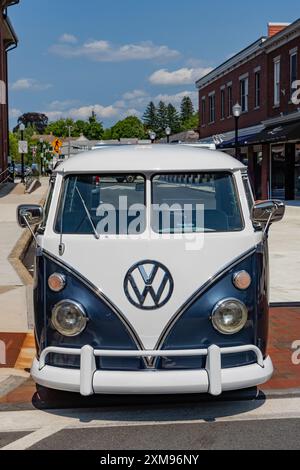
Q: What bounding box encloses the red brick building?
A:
[196,20,300,200]
[0,1,18,179]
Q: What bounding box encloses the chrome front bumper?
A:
[31,345,273,396]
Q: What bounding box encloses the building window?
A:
[240,77,249,112]
[274,59,281,106]
[220,88,225,119]
[0,81,6,105]
[201,97,206,125]
[227,85,233,117]
[209,93,216,123]
[290,52,298,98]
[255,71,260,108]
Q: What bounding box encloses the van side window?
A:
[242,175,254,212]
[41,180,55,229]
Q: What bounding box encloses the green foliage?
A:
[166,104,181,134]
[9,132,19,162]
[45,119,74,138]
[156,101,168,138]
[143,101,158,133]
[45,113,103,140]
[102,128,113,140]
[14,113,49,134]
[181,112,199,131]
[110,116,146,140]
[180,96,194,123]
[84,112,104,140]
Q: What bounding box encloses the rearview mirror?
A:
[17,204,44,228]
[251,200,285,226]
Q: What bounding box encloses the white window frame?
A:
[274,58,281,106]
[290,51,298,98]
[220,87,225,119]
[227,84,233,117]
[254,71,261,108]
[208,92,216,124]
[240,76,249,112]
[201,96,206,125]
[0,80,6,105]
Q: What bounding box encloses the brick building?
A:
[0,1,18,179]
[196,19,300,201]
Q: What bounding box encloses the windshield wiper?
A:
[75,186,100,239]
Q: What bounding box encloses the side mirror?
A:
[17,204,44,229]
[251,200,285,226]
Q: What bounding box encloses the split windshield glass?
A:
[55,172,244,235]
[55,174,146,235]
[151,172,243,233]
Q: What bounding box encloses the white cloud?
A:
[10,78,52,92]
[149,67,212,86]
[48,99,80,111]
[122,89,146,100]
[59,33,78,44]
[9,108,22,118]
[153,90,198,107]
[68,104,120,120]
[50,39,180,62]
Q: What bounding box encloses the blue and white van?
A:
[17,145,285,396]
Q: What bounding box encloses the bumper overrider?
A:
[31,344,273,396]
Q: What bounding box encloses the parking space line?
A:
[1,424,67,450]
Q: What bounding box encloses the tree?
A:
[102,128,113,140]
[156,101,168,137]
[15,113,49,133]
[181,112,199,131]
[166,104,181,134]
[45,118,75,138]
[9,132,19,162]
[180,96,194,123]
[111,116,146,140]
[143,101,158,133]
[84,112,104,140]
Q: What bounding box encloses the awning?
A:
[245,120,300,145]
[217,133,260,149]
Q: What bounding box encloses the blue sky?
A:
[7,0,300,128]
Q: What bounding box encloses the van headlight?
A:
[211,299,248,335]
[51,300,88,337]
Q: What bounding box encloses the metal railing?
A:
[24,169,34,191]
[0,168,12,188]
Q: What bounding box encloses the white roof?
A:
[57,144,246,174]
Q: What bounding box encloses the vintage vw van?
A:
[17,145,285,396]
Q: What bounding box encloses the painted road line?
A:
[1,424,67,451]
[1,397,300,435]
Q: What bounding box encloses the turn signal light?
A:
[48,273,66,292]
[233,271,252,290]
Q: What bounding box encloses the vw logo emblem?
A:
[124,261,174,310]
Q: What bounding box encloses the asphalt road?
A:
[1,396,300,450]
[1,418,300,451]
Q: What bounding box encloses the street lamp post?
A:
[149,131,156,144]
[19,123,25,183]
[68,126,73,159]
[232,102,242,160]
[39,138,44,176]
[165,127,171,144]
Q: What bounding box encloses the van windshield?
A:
[151,172,243,233]
[55,175,146,235]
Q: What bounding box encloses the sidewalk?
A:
[0,179,49,333]
[0,306,299,409]
[269,203,300,303]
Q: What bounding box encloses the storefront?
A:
[218,118,300,201]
